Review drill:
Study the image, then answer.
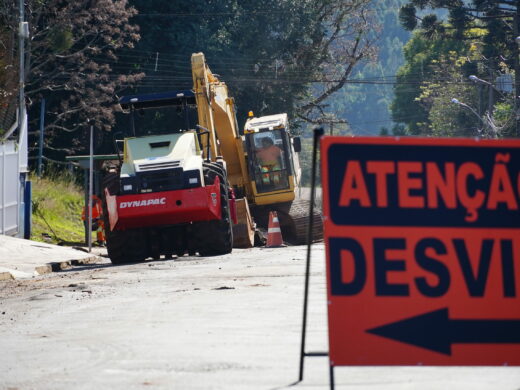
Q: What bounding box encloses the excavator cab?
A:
[247,130,291,193]
[243,113,301,205]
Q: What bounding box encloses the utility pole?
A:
[18,0,29,240]
[514,8,520,137]
[88,124,94,253]
[488,65,494,117]
[18,0,25,126]
[477,84,483,116]
[37,98,45,177]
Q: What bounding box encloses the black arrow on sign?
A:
[366,308,520,355]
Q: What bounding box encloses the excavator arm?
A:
[191,53,252,192]
[191,52,255,247]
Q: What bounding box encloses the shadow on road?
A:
[58,255,201,273]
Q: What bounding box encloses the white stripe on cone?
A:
[268,227,281,233]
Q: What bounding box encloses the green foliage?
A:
[392,1,519,138]
[399,4,417,30]
[378,123,408,136]
[393,25,516,138]
[391,27,479,135]
[299,137,321,187]
[47,28,73,53]
[31,173,86,245]
[493,102,516,138]
[417,53,479,137]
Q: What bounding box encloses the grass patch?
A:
[31,172,86,245]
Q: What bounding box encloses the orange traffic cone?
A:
[266,211,284,247]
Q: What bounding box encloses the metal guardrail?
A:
[0,100,18,141]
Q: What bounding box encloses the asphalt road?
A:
[1,244,519,389]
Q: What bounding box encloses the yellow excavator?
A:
[191,52,322,245]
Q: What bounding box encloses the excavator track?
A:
[252,198,323,245]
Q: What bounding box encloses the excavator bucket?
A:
[232,198,255,248]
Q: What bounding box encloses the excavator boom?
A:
[191,52,255,247]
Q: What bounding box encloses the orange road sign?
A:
[321,136,520,366]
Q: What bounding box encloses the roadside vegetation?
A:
[31,172,85,245]
[391,1,518,138]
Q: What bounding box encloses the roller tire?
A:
[106,229,147,264]
[101,172,146,264]
[197,165,233,256]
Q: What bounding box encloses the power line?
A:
[85,53,508,84]
[47,75,475,86]
[41,70,494,89]
[31,10,312,18]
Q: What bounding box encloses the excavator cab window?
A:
[247,129,291,193]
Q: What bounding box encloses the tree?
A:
[398,1,519,119]
[398,1,519,75]
[294,0,377,126]
[318,0,411,135]
[122,0,377,132]
[418,52,481,137]
[399,1,518,82]
[392,1,519,137]
[392,24,516,138]
[390,30,469,135]
[0,28,17,136]
[0,0,144,158]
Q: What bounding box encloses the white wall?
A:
[0,140,20,236]
[0,108,27,237]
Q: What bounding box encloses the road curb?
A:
[0,272,14,281]
[46,255,102,273]
[0,256,103,280]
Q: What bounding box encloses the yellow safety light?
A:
[248,111,254,118]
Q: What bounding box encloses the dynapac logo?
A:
[119,198,166,209]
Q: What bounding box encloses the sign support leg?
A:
[298,127,324,382]
[88,124,94,253]
[329,364,335,390]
